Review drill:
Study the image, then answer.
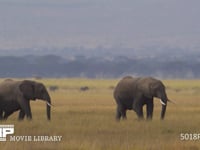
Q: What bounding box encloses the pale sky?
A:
[0,0,200,50]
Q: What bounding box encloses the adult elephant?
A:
[113,76,171,121]
[0,79,52,120]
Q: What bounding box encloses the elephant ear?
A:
[150,80,164,96]
[150,82,160,95]
[19,80,35,100]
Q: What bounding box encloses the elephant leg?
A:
[116,105,127,121]
[121,109,127,120]
[3,111,15,120]
[116,107,121,121]
[133,99,144,120]
[19,99,32,120]
[136,107,144,120]
[18,110,25,120]
[0,109,3,120]
[146,98,154,120]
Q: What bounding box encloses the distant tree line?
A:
[0,55,199,79]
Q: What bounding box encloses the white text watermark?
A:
[0,124,62,142]
[180,133,200,141]
[9,135,62,142]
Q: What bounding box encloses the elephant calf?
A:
[0,79,52,120]
[114,76,171,121]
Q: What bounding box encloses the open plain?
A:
[0,78,200,150]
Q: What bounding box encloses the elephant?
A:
[0,79,52,120]
[113,76,171,121]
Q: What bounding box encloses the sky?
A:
[0,0,200,51]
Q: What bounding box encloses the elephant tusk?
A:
[160,99,166,106]
[46,102,53,107]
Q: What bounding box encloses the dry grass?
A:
[0,78,200,149]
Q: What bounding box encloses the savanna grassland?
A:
[1,78,200,150]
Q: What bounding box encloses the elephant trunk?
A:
[45,94,51,120]
[46,99,51,120]
[156,89,168,120]
[160,104,167,120]
[160,94,168,120]
[47,101,51,120]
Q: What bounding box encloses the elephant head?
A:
[19,80,51,120]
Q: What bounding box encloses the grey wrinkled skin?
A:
[113,76,169,121]
[0,80,51,121]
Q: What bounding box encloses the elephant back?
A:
[114,76,138,101]
[0,80,14,91]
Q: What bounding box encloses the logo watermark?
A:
[0,125,62,142]
[0,125,14,141]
